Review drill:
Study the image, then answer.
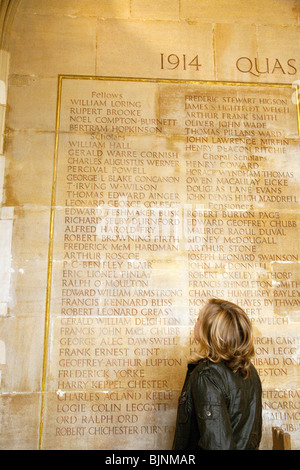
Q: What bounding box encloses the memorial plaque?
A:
[39,77,300,449]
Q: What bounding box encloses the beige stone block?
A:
[18,0,131,19]
[0,392,40,449]
[131,0,180,20]
[214,23,258,82]
[0,316,44,392]
[0,155,4,204]
[96,19,214,79]
[4,132,55,206]
[256,25,300,84]
[0,206,14,219]
[7,76,58,132]
[0,219,13,303]
[8,207,50,317]
[0,339,5,364]
[180,0,299,25]
[0,105,6,153]
[9,14,97,77]
[0,303,8,317]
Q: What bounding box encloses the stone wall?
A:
[0,0,299,450]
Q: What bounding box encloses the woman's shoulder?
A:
[189,358,223,378]
[188,360,230,398]
[190,359,233,387]
[189,358,224,372]
[191,360,261,391]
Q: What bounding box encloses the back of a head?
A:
[196,298,255,378]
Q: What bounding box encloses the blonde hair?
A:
[193,298,255,378]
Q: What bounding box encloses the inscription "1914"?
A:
[160,53,201,71]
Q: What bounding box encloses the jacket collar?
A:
[187,360,202,371]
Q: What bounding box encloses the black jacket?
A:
[172,359,262,450]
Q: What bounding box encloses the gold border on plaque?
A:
[38,74,63,450]
[38,75,300,449]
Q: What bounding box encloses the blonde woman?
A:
[173,298,262,450]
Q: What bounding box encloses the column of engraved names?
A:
[95,89,186,439]
[54,83,186,443]
[184,87,300,378]
[58,95,134,439]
